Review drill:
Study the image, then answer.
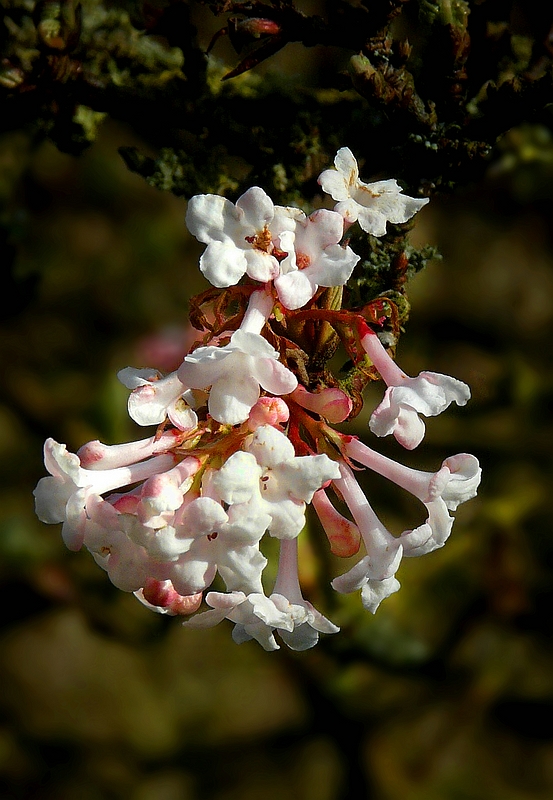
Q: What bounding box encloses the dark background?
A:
[2,2,553,797]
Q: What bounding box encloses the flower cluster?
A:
[34,149,480,651]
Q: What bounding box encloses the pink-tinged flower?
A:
[33,438,175,552]
[129,494,228,560]
[318,147,428,236]
[77,430,184,470]
[209,425,340,539]
[330,462,403,613]
[170,540,268,598]
[271,207,360,310]
[118,368,198,431]
[186,538,339,651]
[134,484,268,596]
[83,497,154,592]
[361,328,471,449]
[185,187,281,287]
[135,579,203,616]
[134,458,201,529]
[344,437,481,555]
[178,330,298,425]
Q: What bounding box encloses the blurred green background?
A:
[2,89,553,800]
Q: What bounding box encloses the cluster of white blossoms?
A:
[34,147,481,651]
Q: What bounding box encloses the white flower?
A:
[333,556,402,614]
[209,425,341,539]
[370,373,471,449]
[271,207,360,310]
[270,538,339,650]
[398,498,454,557]
[134,459,201,529]
[344,438,482,556]
[83,496,157,592]
[184,590,293,651]
[33,438,175,551]
[137,491,268,596]
[178,330,297,425]
[318,147,429,236]
[185,187,280,287]
[118,367,198,431]
[186,189,360,310]
[361,328,471,449]
[331,462,403,613]
[186,539,339,651]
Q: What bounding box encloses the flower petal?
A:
[209,373,260,424]
[274,270,316,310]
[185,194,241,245]
[251,354,298,396]
[235,186,275,231]
[199,241,247,287]
[360,575,401,614]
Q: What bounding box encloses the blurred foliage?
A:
[2,1,553,799]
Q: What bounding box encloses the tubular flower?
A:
[270,538,339,650]
[34,146,480,650]
[184,590,293,651]
[343,438,481,556]
[330,462,403,613]
[34,438,175,551]
[318,146,429,235]
[360,327,470,449]
[118,367,198,431]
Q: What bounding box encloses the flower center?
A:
[296,252,311,270]
[260,470,276,495]
[353,184,382,207]
[245,225,273,253]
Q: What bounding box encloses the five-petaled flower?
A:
[360,326,470,449]
[318,146,429,236]
[178,330,298,425]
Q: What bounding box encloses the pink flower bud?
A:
[142,579,203,616]
[290,385,352,423]
[248,396,290,429]
[312,489,361,557]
